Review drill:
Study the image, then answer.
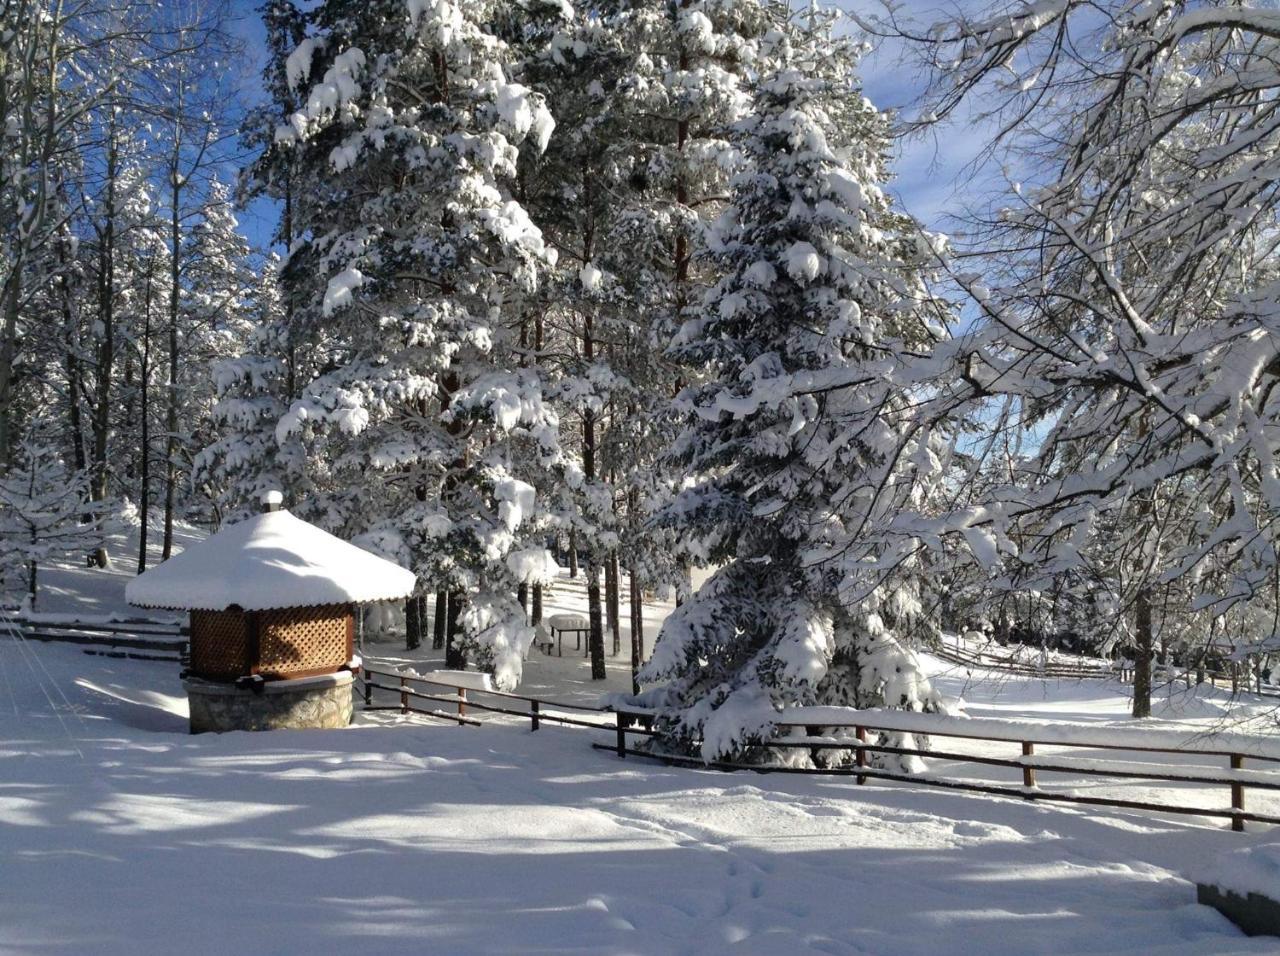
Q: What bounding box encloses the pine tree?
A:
[269,0,560,688]
[513,0,785,680]
[178,178,256,525]
[636,19,950,764]
[196,255,308,524]
[240,0,311,402]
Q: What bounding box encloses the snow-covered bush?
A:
[0,425,106,607]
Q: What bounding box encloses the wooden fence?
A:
[933,635,1280,698]
[0,613,187,662]
[931,639,1112,680]
[362,665,1280,833]
[360,666,655,752]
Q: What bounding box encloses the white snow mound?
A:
[1194,842,1280,901]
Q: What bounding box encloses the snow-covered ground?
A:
[5,534,1280,953]
[4,510,203,623]
[2,628,1279,952]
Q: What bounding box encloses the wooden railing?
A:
[933,635,1280,698]
[361,664,1280,832]
[610,708,1280,833]
[931,638,1112,680]
[360,666,656,752]
[0,613,187,662]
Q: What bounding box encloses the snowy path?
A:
[1,639,1275,955]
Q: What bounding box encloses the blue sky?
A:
[224,0,276,251]
[224,0,991,253]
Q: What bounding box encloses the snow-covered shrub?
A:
[0,424,107,607]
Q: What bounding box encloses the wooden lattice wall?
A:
[258,605,351,678]
[189,604,354,681]
[190,609,248,680]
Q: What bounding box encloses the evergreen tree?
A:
[270,0,560,687]
[513,0,784,679]
[636,20,950,764]
[240,0,311,402]
[177,178,256,525]
[195,255,308,524]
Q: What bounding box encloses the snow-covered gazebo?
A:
[126,491,415,733]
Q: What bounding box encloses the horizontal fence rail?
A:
[609,711,1280,832]
[932,636,1280,698]
[360,667,656,750]
[931,642,1111,680]
[0,614,187,662]
[360,664,1280,833]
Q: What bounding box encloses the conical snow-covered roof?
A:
[126,508,416,612]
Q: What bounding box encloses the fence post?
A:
[400,676,409,715]
[616,711,627,758]
[1231,754,1245,832]
[530,699,540,732]
[805,724,822,766]
[458,687,467,719]
[1022,741,1036,790]
[855,726,867,785]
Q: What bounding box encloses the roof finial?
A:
[261,489,284,513]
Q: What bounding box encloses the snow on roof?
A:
[126,509,416,612]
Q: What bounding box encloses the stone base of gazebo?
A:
[184,671,354,733]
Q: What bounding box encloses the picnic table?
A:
[546,614,590,657]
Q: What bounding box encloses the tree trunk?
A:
[529,306,547,632]
[162,174,181,561]
[1132,586,1153,718]
[137,269,154,573]
[531,314,546,632]
[122,353,136,481]
[580,347,605,677]
[517,582,529,619]
[675,563,693,607]
[445,590,466,669]
[89,115,118,569]
[283,174,297,403]
[568,530,579,578]
[995,607,1011,646]
[0,271,19,471]
[58,233,87,478]
[405,595,421,651]
[433,589,447,649]
[629,562,644,695]
[587,559,606,679]
[606,550,620,655]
